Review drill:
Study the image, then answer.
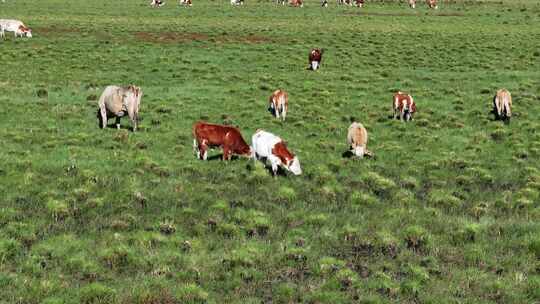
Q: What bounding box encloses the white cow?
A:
[0,19,32,39]
[98,85,143,131]
[251,130,301,176]
[347,122,373,158]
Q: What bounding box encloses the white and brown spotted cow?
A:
[0,19,32,38]
[347,122,373,158]
[493,89,512,121]
[251,130,301,176]
[289,0,303,7]
[269,89,288,121]
[408,0,416,8]
[393,91,416,121]
[308,48,324,71]
[179,0,192,6]
[426,0,438,9]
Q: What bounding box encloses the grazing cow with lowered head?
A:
[193,122,252,161]
[347,122,373,158]
[309,48,324,71]
[98,85,142,131]
[393,91,416,121]
[252,130,301,176]
[0,19,32,39]
[269,90,288,121]
[493,89,512,121]
[289,0,303,7]
[150,0,165,7]
[426,0,437,9]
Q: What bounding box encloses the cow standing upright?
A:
[193,122,252,161]
[150,0,165,7]
[231,0,244,5]
[347,122,373,158]
[355,0,364,7]
[308,48,324,71]
[179,0,192,6]
[98,85,143,131]
[321,0,328,7]
[0,19,32,39]
[393,91,416,121]
[408,0,416,8]
[493,89,512,121]
[251,130,302,176]
[269,90,289,121]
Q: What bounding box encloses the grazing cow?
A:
[308,48,324,71]
[289,0,303,7]
[321,0,328,7]
[0,19,32,39]
[179,0,192,6]
[193,122,252,161]
[493,89,512,121]
[150,0,165,7]
[98,85,143,131]
[408,0,416,8]
[355,0,364,7]
[347,122,373,158]
[231,0,244,5]
[251,130,301,176]
[393,91,416,121]
[269,89,289,121]
[426,0,437,9]
[276,0,286,5]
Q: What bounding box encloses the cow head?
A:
[287,156,302,175]
[18,25,32,38]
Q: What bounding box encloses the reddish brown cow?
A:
[355,0,364,7]
[289,0,303,7]
[309,48,324,71]
[393,91,416,121]
[193,122,251,161]
[426,0,437,9]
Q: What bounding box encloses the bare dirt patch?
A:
[134,31,275,44]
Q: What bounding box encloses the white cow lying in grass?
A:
[347,122,373,158]
[252,130,301,176]
[0,19,32,39]
[98,85,143,131]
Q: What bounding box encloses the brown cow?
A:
[193,122,252,161]
[269,89,289,121]
[393,91,416,121]
[309,48,324,71]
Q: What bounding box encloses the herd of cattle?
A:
[1,2,514,177]
[149,0,438,8]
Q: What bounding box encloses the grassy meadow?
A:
[1,0,540,302]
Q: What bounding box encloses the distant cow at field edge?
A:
[493,89,512,122]
[193,122,252,161]
[289,0,303,7]
[269,89,289,121]
[0,19,32,38]
[309,48,324,71]
[231,0,244,5]
[408,0,416,8]
[252,130,301,176]
[426,0,437,9]
[347,122,373,158]
[393,91,416,121]
[179,0,192,6]
[150,0,165,7]
[98,85,142,131]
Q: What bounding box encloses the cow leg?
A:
[193,139,201,159]
[268,155,281,176]
[199,141,208,160]
[222,146,231,161]
[494,97,502,118]
[99,106,107,129]
[281,107,286,121]
[115,117,121,129]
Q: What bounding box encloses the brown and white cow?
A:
[251,130,301,176]
[193,122,252,161]
[269,89,289,121]
[426,0,437,9]
[393,91,416,121]
[347,122,373,158]
[0,19,32,38]
[308,48,324,71]
[493,89,512,121]
[179,0,192,6]
[289,0,303,7]
[150,0,165,7]
[355,0,364,7]
[408,0,416,8]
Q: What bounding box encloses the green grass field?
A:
[1,0,540,303]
